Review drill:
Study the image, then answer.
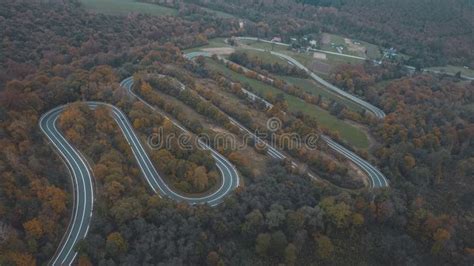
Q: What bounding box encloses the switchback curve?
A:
[40,101,239,265]
[184,51,389,188]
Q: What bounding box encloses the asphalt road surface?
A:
[41,100,239,265]
[119,78,240,205]
[232,37,386,118]
[122,75,286,161]
[40,105,93,266]
[321,135,388,188]
[184,50,389,188]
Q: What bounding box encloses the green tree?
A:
[270,231,288,257]
[255,233,271,257]
[241,209,264,239]
[265,204,286,229]
[110,197,142,224]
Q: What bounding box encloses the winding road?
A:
[232,38,386,119]
[40,106,94,266]
[41,99,239,264]
[268,51,386,118]
[321,136,388,188]
[120,76,240,204]
[124,73,286,162]
[42,43,388,265]
[184,50,389,188]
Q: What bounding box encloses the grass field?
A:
[277,76,364,112]
[217,44,363,112]
[199,6,238,19]
[206,59,369,148]
[425,65,474,78]
[184,38,229,52]
[80,0,178,16]
[234,48,288,65]
[320,33,381,59]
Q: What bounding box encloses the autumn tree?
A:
[106,232,128,257]
[315,234,334,260]
[23,218,44,240]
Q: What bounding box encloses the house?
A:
[271,37,282,42]
[386,47,397,58]
[309,40,317,47]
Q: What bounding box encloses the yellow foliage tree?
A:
[7,252,36,266]
[23,218,43,239]
[192,166,208,191]
[403,154,416,169]
[315,234,334,259]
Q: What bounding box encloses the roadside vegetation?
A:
[222,48,367,114]
[196,63,368,189]
[134,73,269,179]
[205,58,370,148]
[277,75,364,112]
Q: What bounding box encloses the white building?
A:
[271,37,282,42]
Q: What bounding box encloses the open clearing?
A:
[321,33,381,59]
[79,0,177,16]
[202,47,235,55]
[239,38,363,75]
[235,48,289,65]
[199,6,238,19]
[313,52,327,60]
[183,38,229,52]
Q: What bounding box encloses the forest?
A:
[0,0,473,265]
[179,0,474,68]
